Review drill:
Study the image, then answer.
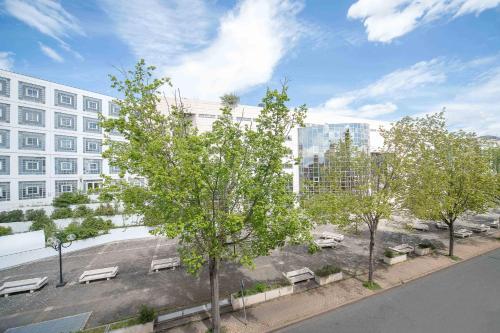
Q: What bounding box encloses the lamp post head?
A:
[47,236,60,249]
[66,233,76,242]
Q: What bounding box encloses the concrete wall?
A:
[0,229,45,256]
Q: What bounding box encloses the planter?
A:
[314,271,343,286]
[231,285,293,310]
[109,322,154,333]
[415,247,431,256]
[383,253,407,265]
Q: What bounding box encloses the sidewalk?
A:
[166,232,500,332]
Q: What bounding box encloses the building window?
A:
[54,112,77,131]
[18,107,45,127]
[0,103,10,123]
[83,96,102,112]
[199,114,217,119]
[19,131,45,150]
[19,82,45,103]
[0,155,9,175]
[84,159,101,174]
[55,180,78,196]
[54,135,77,152]
[55,158,77,174]
[0,77,10,97]
[19,156,46,175]
[55,90,77,109]
[109,165,121,174]
[0,129,9,149]
[84,180,102,192]
[19,181,46,200]
[109,128,123,136]
[83,138,101,153]
[0,182,10,201]
[83,117,101,133]
[109,102,121,116]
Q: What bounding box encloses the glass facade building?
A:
[298,123,370,194]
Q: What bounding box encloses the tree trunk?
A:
[448,222,454,257]
[368,228,375,283]
[209,256,221,333]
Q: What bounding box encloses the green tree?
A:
[100,60,310,332]
[402,113,498,256]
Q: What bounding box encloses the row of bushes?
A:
[0,225,13,236]
[235,280,291,298]
[52,192,90,208]
[51,204,117,220]
[0,209,49,223]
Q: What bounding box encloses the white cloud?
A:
[4,0,84,60]
[101,0,307,100]
[4,0,85,42]
[0,52,14,70]
[39,42,64,63]
[313,59,445,119]
[348,0,500,43]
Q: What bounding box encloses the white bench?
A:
[470,224,490,233]
[0,277,48,297]
[435,222,449,230]
[320,232,344,242]
[283,267,315,285]
[150,257,181,272]
[314,238,339,248]
[412,223,429,231]
[453,229,472,238]
[488,220,499,229]
[79,266,118,284]
[389,244,415,254]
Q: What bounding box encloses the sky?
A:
[0,0,499,135]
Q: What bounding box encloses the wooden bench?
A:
[488,220,499,229]
[320,232,344,242]
[150,257,181,272]
[0,277,48,297]
[389,244,415,254]
[435,222,449,230]
[454,229,472,238]
[314,238,339,248]
[283,267,314,285]
[412,223,429,231]
[79,266,118,284]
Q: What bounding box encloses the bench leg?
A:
[86,281,90,284]
[107,277,110,280]
[155,269,158,272]
[30,290,34,293]
[4,294,8,297]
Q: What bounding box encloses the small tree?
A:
[402,113,498,256]
[100,60,310,332]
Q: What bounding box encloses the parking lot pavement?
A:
[0,210,497,331]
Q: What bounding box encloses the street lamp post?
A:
[48,232,76,288]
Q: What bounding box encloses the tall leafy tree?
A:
[100,60,310,332]
[402,113,498,256]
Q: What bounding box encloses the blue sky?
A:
[1,0,499,135]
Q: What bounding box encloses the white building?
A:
[0,69,386,210]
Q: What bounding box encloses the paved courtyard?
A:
[0,210,497,331]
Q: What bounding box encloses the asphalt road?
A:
[279,248,500,333]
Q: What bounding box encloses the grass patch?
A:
[449,255,462,261]
[235,280,290,298]
[363,281,382,290]
[82,326,106,333]
[384,249,399,258]
[109,317,140,330]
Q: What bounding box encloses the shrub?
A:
[30,215,56,240]
[0,226,12,236]
[138,305,156,324]
[72,205,94,218]
[51,208,73,220]
[315,265,341,277]
[64,217,113,240]
[81,216,113,230]
[384,249,398,258]
[25,209,47,221]
[94,204,116,216]
[53,192,90,208]
[418,242,435,249]
[0,210,24,223]
[235,280,289,298]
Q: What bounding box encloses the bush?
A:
[94,204,116,216]
[0,226,12,236]
[0,210,24,223]
[138,305,156,324]
[418,242,435,249]
[51,208,73,220]
[25,209,47,221]
[53,192,90,208]
[235,280,289,298]
[30,215,56,240]
[315,265,341,277]
[384,249,398,258]
[72,205,94,218]
[64,217,113,240]
[81,216,113,230]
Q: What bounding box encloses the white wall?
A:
[0,229,45,256]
